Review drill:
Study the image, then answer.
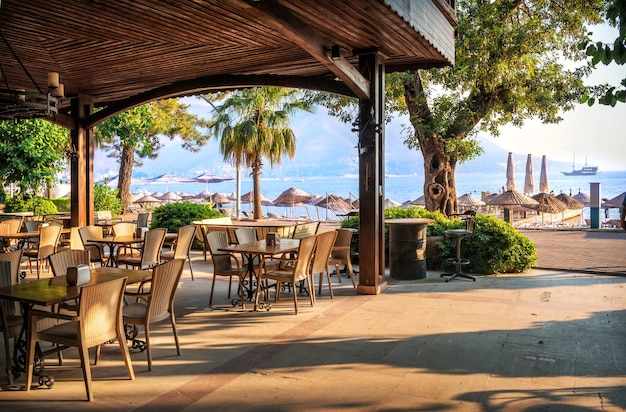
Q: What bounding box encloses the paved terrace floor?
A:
[1,228,625,411]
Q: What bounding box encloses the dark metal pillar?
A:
[356,51,387,295]
[70,94,95,227]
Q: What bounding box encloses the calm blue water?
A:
[130,171,626,220]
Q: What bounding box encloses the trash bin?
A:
[386,218,434,280]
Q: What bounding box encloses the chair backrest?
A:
[2,218,22,233]
[0,261,20,322]
[24,219,45,233]
[95,210,113,221]
[310,231,337,274]
[67,226,85,250]
[79,225,104,243]
[137,212,150,229]
[0,249,24,284]
[332,229,353,260]
[206,231,233,272]
[292,222,320,239]
[38,224,63,258]
[141,228,167,267]
[48,249,91,277]
[78,277,127,348]
[145,259,185,322]
[173,225,196,259]
[113,222,136,236]
[292,235,317,282]
[235,227,257,244]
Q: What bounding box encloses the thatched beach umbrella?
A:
[556,193,585,210]
[486,190,538,224]
[384,198,401,208]
[532,192,567,214]
[604,192,626,208]
[160,191,182,202]
[572,190,591,207]
[211,193,232,204]
[135,194,161,204]
[457,193,486,207]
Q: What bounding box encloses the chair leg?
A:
[78,341,93,401]
[335,263,342,284]
[187,257,194,281]
[4,336,13,386]
[144,324,152,371]
[170,314,180,356]
[116,327,135,381]
[209,277,216,305]
[292,285,298,315]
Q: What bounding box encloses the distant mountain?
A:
[94,103,573,180]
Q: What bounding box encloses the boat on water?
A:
[561,154,598,176]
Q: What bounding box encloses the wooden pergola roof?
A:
[1,0,455,124]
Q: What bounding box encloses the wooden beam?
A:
[239,0,370,99]
[84,74,354,129]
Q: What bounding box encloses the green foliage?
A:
[150,201,222,233]
[579,0,626,106]
[93,183,123,217]
[344,208,536,275]
[0,119,69,193]
[4,196,58,215]
[437,214,536,274]
[51,197,70,212]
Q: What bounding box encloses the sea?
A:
[126,170,626,221]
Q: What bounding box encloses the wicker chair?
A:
[206,231,246,307]
[122,259,185,371]
[291,221,320,239]
[48,249,92,313]
[234,227,259,268]
[0,249,24,284]
[310,231,338,300]
[161,225,196,280]
[0,219,22,250]
[112,222,139,260]
[23,224,62,279]
[255,235,317,315]
[25,277,134,401]
[329,229,357,288]
[117,228,166,270]
[0,261,22,385]
[78,226,108,266]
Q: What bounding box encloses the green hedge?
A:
[341,206,536,275]
[150,201,223,233]
[3,196,58,215]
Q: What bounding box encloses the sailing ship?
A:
[561,154,598,176]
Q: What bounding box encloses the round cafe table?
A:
[385,218,434,280]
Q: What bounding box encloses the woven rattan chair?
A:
[291,221,320,239]
[0,219,22,250]
[0,261,22,385]
[48,249,91,278]
[23,224,62,279]
[112,222,139,260]
[117,228,166,270]
[206,231,246,307]
[234,227,259,268]
[25,277,134,401]
[329,229,357,288]
[78,226,108,266]
[161,225,196,280]
[310,231,338,300]
[255,235,317,315]
[0,249,24,284]
[122,259,185,371]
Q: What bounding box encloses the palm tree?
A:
[205,87,312,219]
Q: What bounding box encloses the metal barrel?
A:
[389,224,427,280]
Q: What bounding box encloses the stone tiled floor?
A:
[1,229,625,410]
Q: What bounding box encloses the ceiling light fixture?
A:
[0,31,61,120]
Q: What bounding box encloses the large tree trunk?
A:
[420,136,458,215]
[117,145,135,214]
[251,155,263,220]
[404,72,459,216]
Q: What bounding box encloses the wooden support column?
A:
[70,95,95,227]
[356,51,387,295]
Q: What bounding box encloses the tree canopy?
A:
[205,87,312,218]
[0,118,69,198]
[314,0,606,215]
[95,99,209,210]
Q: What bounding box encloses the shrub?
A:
[51,197,70,212]
[94,183,123,217]
[150,201,223,233]
[342,206,536,275]
[3,195,58,215]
